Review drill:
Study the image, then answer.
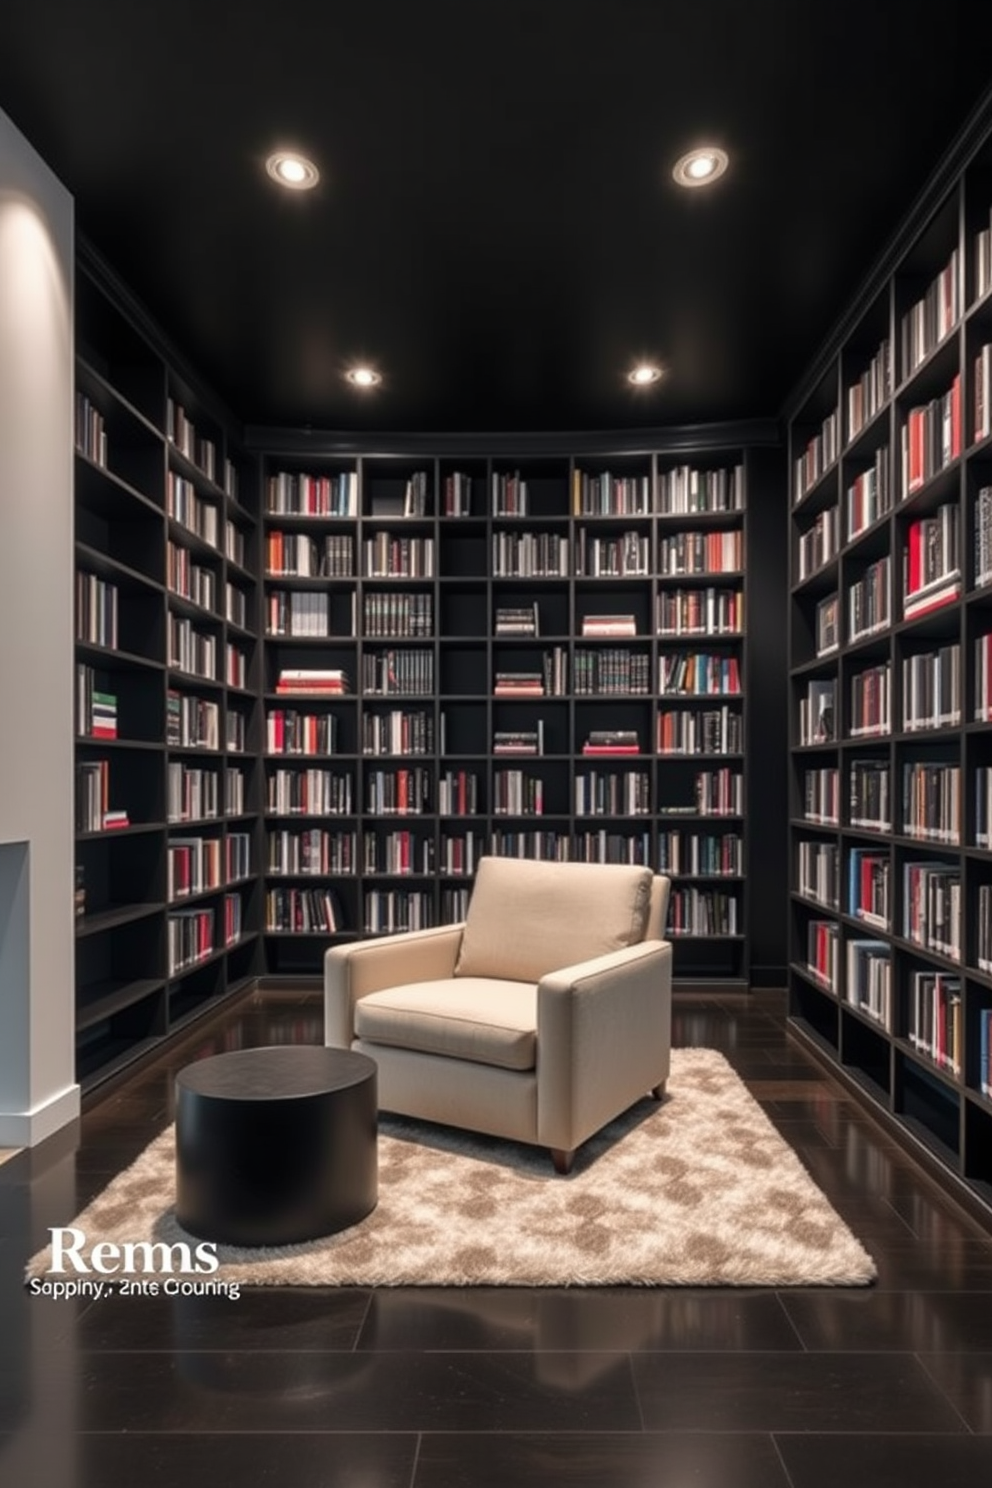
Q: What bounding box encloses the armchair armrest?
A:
[324,922,465,1047]
[536,939,672,1154]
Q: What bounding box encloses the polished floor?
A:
[2,986,992,1487]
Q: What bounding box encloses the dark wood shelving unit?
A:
[787,112,992,1218]
[73,251,264,1093]
[250,442,765,989]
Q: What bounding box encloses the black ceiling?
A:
[2,3,992,436]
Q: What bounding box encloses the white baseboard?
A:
[0,1082,80,1147]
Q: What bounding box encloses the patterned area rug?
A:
[28,1049,875,1286]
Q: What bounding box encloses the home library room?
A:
[70,248,784,1096]
[254,440,763,990]
[788,114,992,1216]
[73,252,263,1091]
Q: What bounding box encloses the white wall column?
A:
[0,104,79,1144]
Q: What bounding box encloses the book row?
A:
[847,338,892,442]
[265,531,358,577]
[260,881,743,940]
[166,692,247,752]
[167,398,220,484]
[76,573,118,650]
[167,764,246,821]
[75,393,108,467]
[794,407,842,503]
[797,845,962,960]
[900,248,961,380]
[168,897,242,974]
[262,465,744,520]
[804,763,992,847]
[801,632,992,739]
[167,834,251,899]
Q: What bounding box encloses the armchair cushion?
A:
[454,857,653,983]
[355,977,538,1071]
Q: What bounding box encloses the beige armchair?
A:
[324,856,672,1173]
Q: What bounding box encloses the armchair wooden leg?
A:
[550,1147,574,1175]
[650,1080,667,1100]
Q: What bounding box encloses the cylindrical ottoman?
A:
[175,1046,377,1245]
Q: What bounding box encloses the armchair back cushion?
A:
[454,856,653,983]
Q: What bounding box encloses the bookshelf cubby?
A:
[73,252,263,1092]
[788,117,992,1218]
[254,444,761,989]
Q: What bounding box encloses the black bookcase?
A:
[251,434,773,990]
[73,249,263,1092]
[787,106,992,1217]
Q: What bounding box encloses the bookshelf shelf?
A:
[75,902,163,937]
[76,977,165,1033]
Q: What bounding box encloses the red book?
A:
[951,373,962,458]
[908,409,924,491]
[907,520,921,595]
[276,682,344,694]
[582,745,641,755]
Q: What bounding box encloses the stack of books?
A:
[582,731,640,756]
[493,725,544,755]
[495,604,539,636]
[90,691,118,739]
[443,472,473,516]
[76,667,118,738]
[76,760,129,832]
[902,504,960,620]
[494,671,543,697]
[275,668,347,696]
[581,614,637,638]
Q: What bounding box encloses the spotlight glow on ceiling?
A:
[265,152,320,190]
[672,147,729,189]
[346,367,382,388]
[627,364,662,386]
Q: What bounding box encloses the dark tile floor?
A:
[2,985,992,1487]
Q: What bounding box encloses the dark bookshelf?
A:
[73,253,264,1093]
[251,445,761,989]
[787,115,992,1219]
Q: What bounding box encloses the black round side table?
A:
[175,1046,378,1246]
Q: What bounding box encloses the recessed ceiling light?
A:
[346,367,382,389]
[627,364,662,386]
[672,147,729,189]
[265,152,320,191]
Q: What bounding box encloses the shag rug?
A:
[28,1049,875,1287]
